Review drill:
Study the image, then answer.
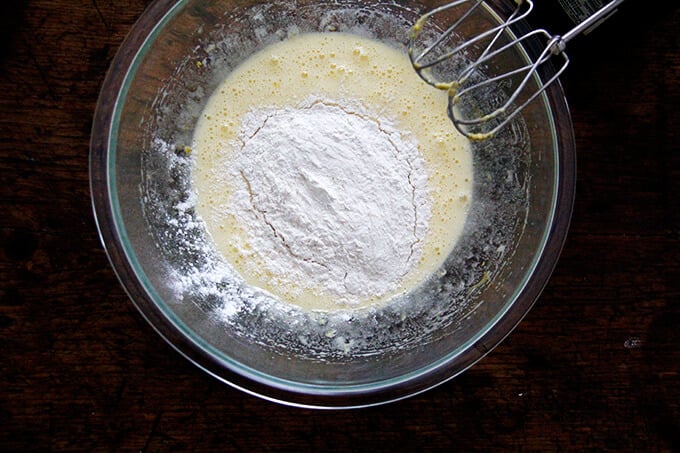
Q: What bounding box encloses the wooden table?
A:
[1,1,678,450]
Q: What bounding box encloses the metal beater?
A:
[408,0,623,140]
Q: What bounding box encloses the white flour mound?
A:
[226,100,431,304]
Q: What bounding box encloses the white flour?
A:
[225,100,431,305]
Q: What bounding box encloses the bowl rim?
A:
[89,0,576,409]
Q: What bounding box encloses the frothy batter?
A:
[192,32,472,311]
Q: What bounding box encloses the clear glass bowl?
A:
[90,0,575,408]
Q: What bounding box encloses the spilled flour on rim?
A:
[223,99,431,305]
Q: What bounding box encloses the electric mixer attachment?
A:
[408,0,623,140]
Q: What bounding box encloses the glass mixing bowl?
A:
[90,0,575,408]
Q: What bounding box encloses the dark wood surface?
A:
[1,0,678,450]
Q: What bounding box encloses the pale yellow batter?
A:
[192,32,472,311]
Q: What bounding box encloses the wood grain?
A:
[1,1,678,450]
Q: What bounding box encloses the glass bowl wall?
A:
[90,0,575,408]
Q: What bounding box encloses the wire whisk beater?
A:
[408,0,623,140]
